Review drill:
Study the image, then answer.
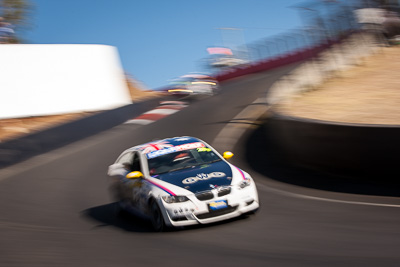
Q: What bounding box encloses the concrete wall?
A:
[265,112,400,180]
[0,44,132,119]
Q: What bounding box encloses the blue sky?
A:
[23,0,304,89]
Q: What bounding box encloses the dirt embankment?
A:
[275,46,400,125]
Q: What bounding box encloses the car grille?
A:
[196,205,238,220]
[195,186,231,201]
[217,186,231,197]
[195,191,214,201]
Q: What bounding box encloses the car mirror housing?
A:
[126,171,143,179]
[108,163,125,176]
[223,151,234,160]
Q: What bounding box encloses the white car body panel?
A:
[108,136,259,229]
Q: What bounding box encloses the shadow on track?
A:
[245,123,400,198]
[82,203,255,233]
[82,203,154,233]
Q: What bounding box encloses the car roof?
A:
[124,136,204,154]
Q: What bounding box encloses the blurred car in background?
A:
[206,47,249,72]
[107,136,259,231]
[167,74,219,97]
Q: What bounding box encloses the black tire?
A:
[150,200,165,232]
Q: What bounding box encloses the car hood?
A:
[152,160,233,193]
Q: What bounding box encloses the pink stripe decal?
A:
[147,179,176,196]
[235,166,246,180]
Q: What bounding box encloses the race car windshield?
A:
[147,147,221,175]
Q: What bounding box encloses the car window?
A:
[131,153,142,173]
[147,147,221,175]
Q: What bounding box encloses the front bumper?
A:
[160,183,259,227]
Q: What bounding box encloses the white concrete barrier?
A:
[0,44,132,119]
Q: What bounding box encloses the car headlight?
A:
[238,178,251,189]
[162,195,189,203]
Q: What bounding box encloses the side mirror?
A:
[223,151,234,160]
[126,171,143,179]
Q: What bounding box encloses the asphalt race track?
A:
[0,64,399,267]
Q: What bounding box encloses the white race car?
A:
[167,74,219,97]
[107,136,259,231]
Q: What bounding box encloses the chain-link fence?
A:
[203,0,399,74]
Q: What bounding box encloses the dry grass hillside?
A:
[275,46,400,125]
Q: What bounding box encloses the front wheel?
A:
[150,200,165,232]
